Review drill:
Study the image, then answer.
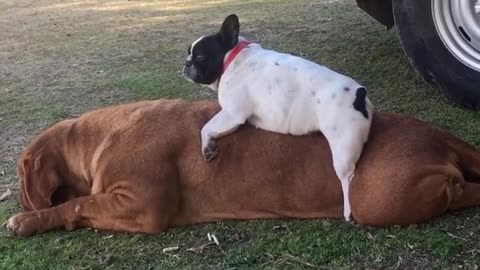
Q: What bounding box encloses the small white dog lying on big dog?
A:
[182,14,374,221]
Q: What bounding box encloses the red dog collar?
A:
[222,40,251,74]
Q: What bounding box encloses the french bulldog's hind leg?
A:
[326,132,366,222]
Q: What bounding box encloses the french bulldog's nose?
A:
[186,61,193,67]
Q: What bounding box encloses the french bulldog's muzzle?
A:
[182,60,197,82]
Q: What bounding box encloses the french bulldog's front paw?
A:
[202,139,218,161]
[6,212,40,237]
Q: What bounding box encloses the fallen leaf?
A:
[186,242,215,254]
[0,189,12,202]
[162,246,179,253]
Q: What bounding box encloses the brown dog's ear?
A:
[21,151,61,210]
[17,155,33,210]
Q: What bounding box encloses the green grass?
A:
[2,213,479,269]
[0,96,66,129]
[114,71,211,101]
[1,0,480,269]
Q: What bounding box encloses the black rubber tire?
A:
[392,0,480,109]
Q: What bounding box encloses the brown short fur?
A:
[7,99,480,236]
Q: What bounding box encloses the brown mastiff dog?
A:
[6,99,480,236]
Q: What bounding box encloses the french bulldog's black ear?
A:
[218,14,239,50]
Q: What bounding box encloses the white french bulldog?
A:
[182,14,374,221]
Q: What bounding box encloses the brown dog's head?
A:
[17,139,63,211]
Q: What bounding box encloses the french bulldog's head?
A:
[182,14,240,87]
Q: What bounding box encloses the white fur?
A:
[191,36,205,51]
[198,39,374,221]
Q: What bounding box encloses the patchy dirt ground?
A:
[1,0,480,269]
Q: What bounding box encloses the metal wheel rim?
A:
[432,0,480,72]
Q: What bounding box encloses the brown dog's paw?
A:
[202,139,218,161]
[6,212,40,237]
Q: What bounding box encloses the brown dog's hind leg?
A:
[449,182,480,210]
[7,192,170,236]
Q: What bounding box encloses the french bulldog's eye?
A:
[196,55,206,62]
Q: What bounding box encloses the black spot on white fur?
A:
[353,87,369,119]
[344,87,350,92]
[274,61,279,66]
